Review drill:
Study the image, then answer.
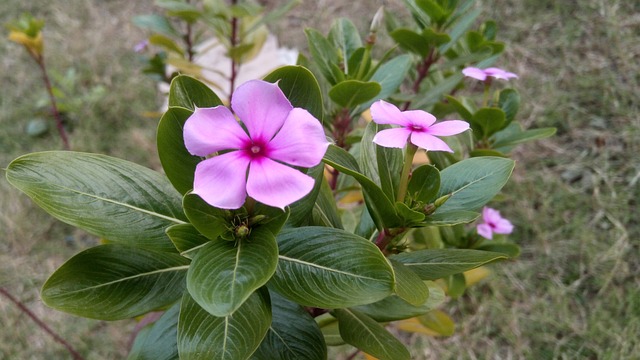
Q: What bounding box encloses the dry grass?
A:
[1,0,639,358]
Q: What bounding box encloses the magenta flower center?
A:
[244,139,269,159]
[410,124,424,132]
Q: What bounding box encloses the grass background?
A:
[1,0,638,358]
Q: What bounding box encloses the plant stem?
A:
[229,0,239,100]
[0,287,84,360]
[402,47,437,111]
[396,142,418,203]
[35,55,70,150]
[346,349,361,360]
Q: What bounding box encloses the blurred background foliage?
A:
[1,0,638,358]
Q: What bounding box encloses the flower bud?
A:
[434,194,451,208]
[370,6,385,33]
[234,224,250,238]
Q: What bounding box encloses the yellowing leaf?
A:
[364,352,380,360]
[395,318,439,336]
[8,31,43,57]
[417,309,455,336]
[464,266,491,286]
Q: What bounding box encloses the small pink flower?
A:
[462,67,518,81]
[183,80,330,210]
[370,100,469,152]
[477,207,514,239]
[134,39,149,53]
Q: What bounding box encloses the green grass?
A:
[1,0,639,359]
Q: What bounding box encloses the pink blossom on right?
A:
[477,207,514,239]
[462,67,518,81]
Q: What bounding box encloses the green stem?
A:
[396,142,418,203]
[481,82,491,107]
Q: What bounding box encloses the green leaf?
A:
[182,193,230,241]
[477,243,521,258]
[353,280,445,322]
[148,34,184,56]
[334,308,410,360]
[263,65,324,121]
[390,28,429,57]
[422,28,450,46]
[168,75,222,110]
[391,259,429,306]
[309,176,343,229]
[128,302,180,360]
[132,14,178,37]
[166,223,209,258]
[390,249,508,280]
[323,145,399,229]
[304,28,344,85]
[396,202,425,226]
[269,227,394,308]
[328,80,381,108]
[498,88,520,123]
[357,54,412,111]
[6,151,186,252]
[472,107,506,137]
[178,290,271,360]
[413,73,465,109]
[492,125,557,149]
[436,157,515,213]
[416,0,448,24]
[187,228,278,317]
[360,122,402,201]
[407,164,440,204]
[447,272,466,298]
[42,244,189,320]
[157,107,200,195]
[285,164,325,227]
[422,210,479,226]
[252,291,327,360]
[440,7,481,53]
[445,95,473,122]
[328,18,362,75]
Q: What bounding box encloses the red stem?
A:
[0,287,84,360]
[402,48,436,111]
[229,0,239,100]
[36,55,70,150]
[346,349,361,360]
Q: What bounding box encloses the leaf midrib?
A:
[278,255,381,281]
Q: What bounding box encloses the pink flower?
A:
[133,39,149,53]
[183,80,330,210]
[477,207,514,239]
[370,100,469,152]
[462,67,518,81]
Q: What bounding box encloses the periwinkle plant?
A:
[5,1,556,359]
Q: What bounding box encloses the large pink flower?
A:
[183,80,330,210]
[462,67,518,81]
[370,100,469,152]
[477,207,514,239]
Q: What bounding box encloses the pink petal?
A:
[428,120,470,136]
[192,151,251,209]
[482,207,501,223]
[372,127,412,148]
[268,108,330,167]
[370,100,409,126]
[231,80,292,142]
[183,106,249,156]
[246,157,315,209]
[493,218,514,234]
[462,67,487,81]
[485,67,518,80]
[410,132,454,152]
[477,223,493,239]
[401,110,437,128]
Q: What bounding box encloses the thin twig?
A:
[35,55,70,150]
[346,348,361,360]
[229,0,239,100]
[402,48,437,111]
[0,287,84,360]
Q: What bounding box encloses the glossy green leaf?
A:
[472,107,506,137]
[447,272,466,298]
[445,95,473,121]
[252,291,327,360]
[357,54,412,111]
[328,80,381,108]
[469,149,508,157]
[157,107,199,195]
[187,227,278,317]
[128,302,180,360]
[168,74,223,110]
[407,164,440,204]
[328,18,362,75]
[360,122,402,201]
[334,308,410,360]
[422,28,451,46]
[492,125,557,149]
[416,0,448,24]
[309,176,343,229]
[390,28,429,57]
[390,249,508,280]
[396,202,425,226]
[477,243,521,258]
[498,88,520,123]
[323,145,400,229]
[353,280,445,322]
[413,73,465,108]
[269,227,394,308]
[286,164,325,227]
[440,7,481,53]
[263,65,324,121]
[422,210,479,226]
[42,244,189,320]
[182,193,230,241]
[178,290,271,360]
[318,315,343,346]
[149,34,183,56]
[305,28,344,85]
[166,223,209,258]
[418,309,455,336]
[435,157,515,213]
[6,151,186,252]
[391,259,429,306]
